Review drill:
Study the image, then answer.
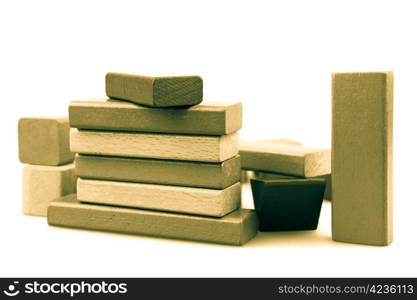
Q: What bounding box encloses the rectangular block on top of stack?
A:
[47,73,258,246]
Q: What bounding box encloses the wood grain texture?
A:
[332,72,393,246]
[70,129,239,162]
[48,194,259,246]
[23,164,76,217]
[75,154,240,189]
[19,117,74,166]
[69,100,242,135]
[250,178,325,231]
[257,138,303,146]
[239,141,330,177]
[78,179,241,217]
[254,172,332,200]
[105,72,203,107]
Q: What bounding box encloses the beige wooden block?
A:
[332,72,393,246]
[239,141,330,177]
[23,164,76,217]
[48,194,259,246]
[70,129,239,162]
[105,73,203,107]
[257,138,303,146]
[18,117,74,166]
[78,179,241,217]
[240,170,255,183]
[75,154,240,189]
[69,100,242,135]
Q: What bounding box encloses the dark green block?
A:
[254,171,332,200]
[250,178,325,231]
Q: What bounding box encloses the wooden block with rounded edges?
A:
[332,72,393,246]
[105,73,203,107]
[239,141,330,177]
[48,194,259,246]
[75,154,240,189]
[254,171,332,200]
[69,100,242,135]
[77,178,241,217]
[23,164,76,217]
[18,117,74,166]
[70,129,239,163]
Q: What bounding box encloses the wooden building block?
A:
[105,73,203,107]
[70,129,239,163]
[254,172,332,200]
[250,178,325,231]
[257,138,303,146]
[48,194,258,246]
[23,164,76,217]
[78,179,241,217]
[69,100,242,135]
[239,141,330,177]
[75,154,240,189]
[18,117,74,166]
[332,72,393,246]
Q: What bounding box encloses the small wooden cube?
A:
[23,164,76,217]
[18,117,74,166]
[106,73,203,107]
[250,178,325,231]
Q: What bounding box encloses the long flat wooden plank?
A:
[239,141,330,177]
[105,72,203,107]
[77,179,241,217]
[69,100,242,135]
[332,72,393,246]
[23,164,76,217]
[75,154,240,189]
[70,129,239,162]
[48,194,258,246]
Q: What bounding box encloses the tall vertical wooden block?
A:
[332,72,393,246]
[23,164,76,217]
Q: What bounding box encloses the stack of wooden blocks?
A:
[18,71,394,248]
[19,117,76,217]
[47,73,258,246]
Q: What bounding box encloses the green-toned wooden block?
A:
[23,164,76,217]
[257,138,303,146]
[75,154,240,189]
[77,178,241,217]
[70,129,239,163]
[240,141,330,177]
[69,100,242,135]
[48,194,258,246]
[332,72,393,246]
[105,73,203,107]
[250,178,325,231]
[18,117,74,166]
[254,171,332,200]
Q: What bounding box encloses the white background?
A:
[1,0,416,277]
